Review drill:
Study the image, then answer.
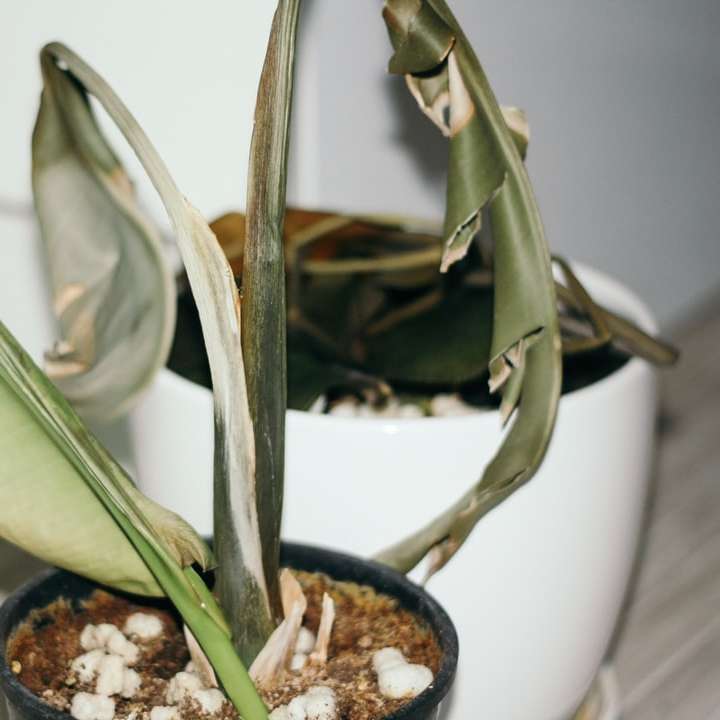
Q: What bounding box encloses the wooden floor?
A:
[1,292,718,719]
[613,291,720,719]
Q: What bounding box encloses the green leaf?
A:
[287,342,392,411]
[376,0,562,576]
[0,320,211,595]
[287,347,336,410]
[362,287,493,385]
[32,49,176,421]
[385,2,506,274]
[502,106,529,160]
[221,0,302,665]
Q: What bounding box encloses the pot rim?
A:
[0,542,458,720]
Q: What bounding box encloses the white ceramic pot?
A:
[128,264,658,720]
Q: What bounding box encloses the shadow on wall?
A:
[383,74,447,190]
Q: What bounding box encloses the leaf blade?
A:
[376,0,562,576]
[33,51,176,421]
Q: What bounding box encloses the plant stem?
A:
[219,0,301,659]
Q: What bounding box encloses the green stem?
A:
[134,534,267,720]
[217,0,302,661]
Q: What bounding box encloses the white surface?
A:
[0,1,275,222]
[0,211,54,362]
[289,0,720,326]
[129,265,659,720]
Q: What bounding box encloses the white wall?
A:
[0,1,275,222]
[289,0,720,327]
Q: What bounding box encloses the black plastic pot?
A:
[0,542,458,720]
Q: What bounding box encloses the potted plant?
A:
[0,3,462,719]
[120,2,676,718]
[3,2,677,719]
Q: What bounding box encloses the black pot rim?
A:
[0,541,458,720]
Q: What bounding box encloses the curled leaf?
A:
[501,106,530,159]
[33,49,176,421]
[377,0,562,577]
[386,0,454,75]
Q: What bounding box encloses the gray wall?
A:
[289,0,720,326]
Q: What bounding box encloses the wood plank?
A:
[623,619,720,720]
[616,289,720,716]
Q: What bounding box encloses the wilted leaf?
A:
[501,106,529,159]
[226,0,302,665]
[385,5,505,274]
[377,0,562,577]
[33,49,175,421]
[362,287,493,385]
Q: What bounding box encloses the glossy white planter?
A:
[128,264,657,720]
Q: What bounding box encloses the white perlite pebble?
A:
[150,707,179,720]
[303,686,338,719]
[354,404,375,419]
[372,648,406,673]
[165,671,204,704]
[290,653,307,672]
[71,649,106,683]
[397,404,424,418]
[372,648,433,700]
[192,688,226,714]
[377,663,433,699]
[79,623,138,665]
[287,696,308,719]
[106,632,139,665]
[272,686,337,720]
[121,668,142,699]
[70,692,115,720]
[269,707,291,720]
[328,398,358,417]
[329,397,425,420]
[294,627,316,655]
[95,654,126,697]
[80,624,118,652]
[429,393,478,417]
[123,613,163,640]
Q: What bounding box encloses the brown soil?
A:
[7,570,442,720]
[8,591,188,717]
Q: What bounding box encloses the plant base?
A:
[0,543,458,720]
